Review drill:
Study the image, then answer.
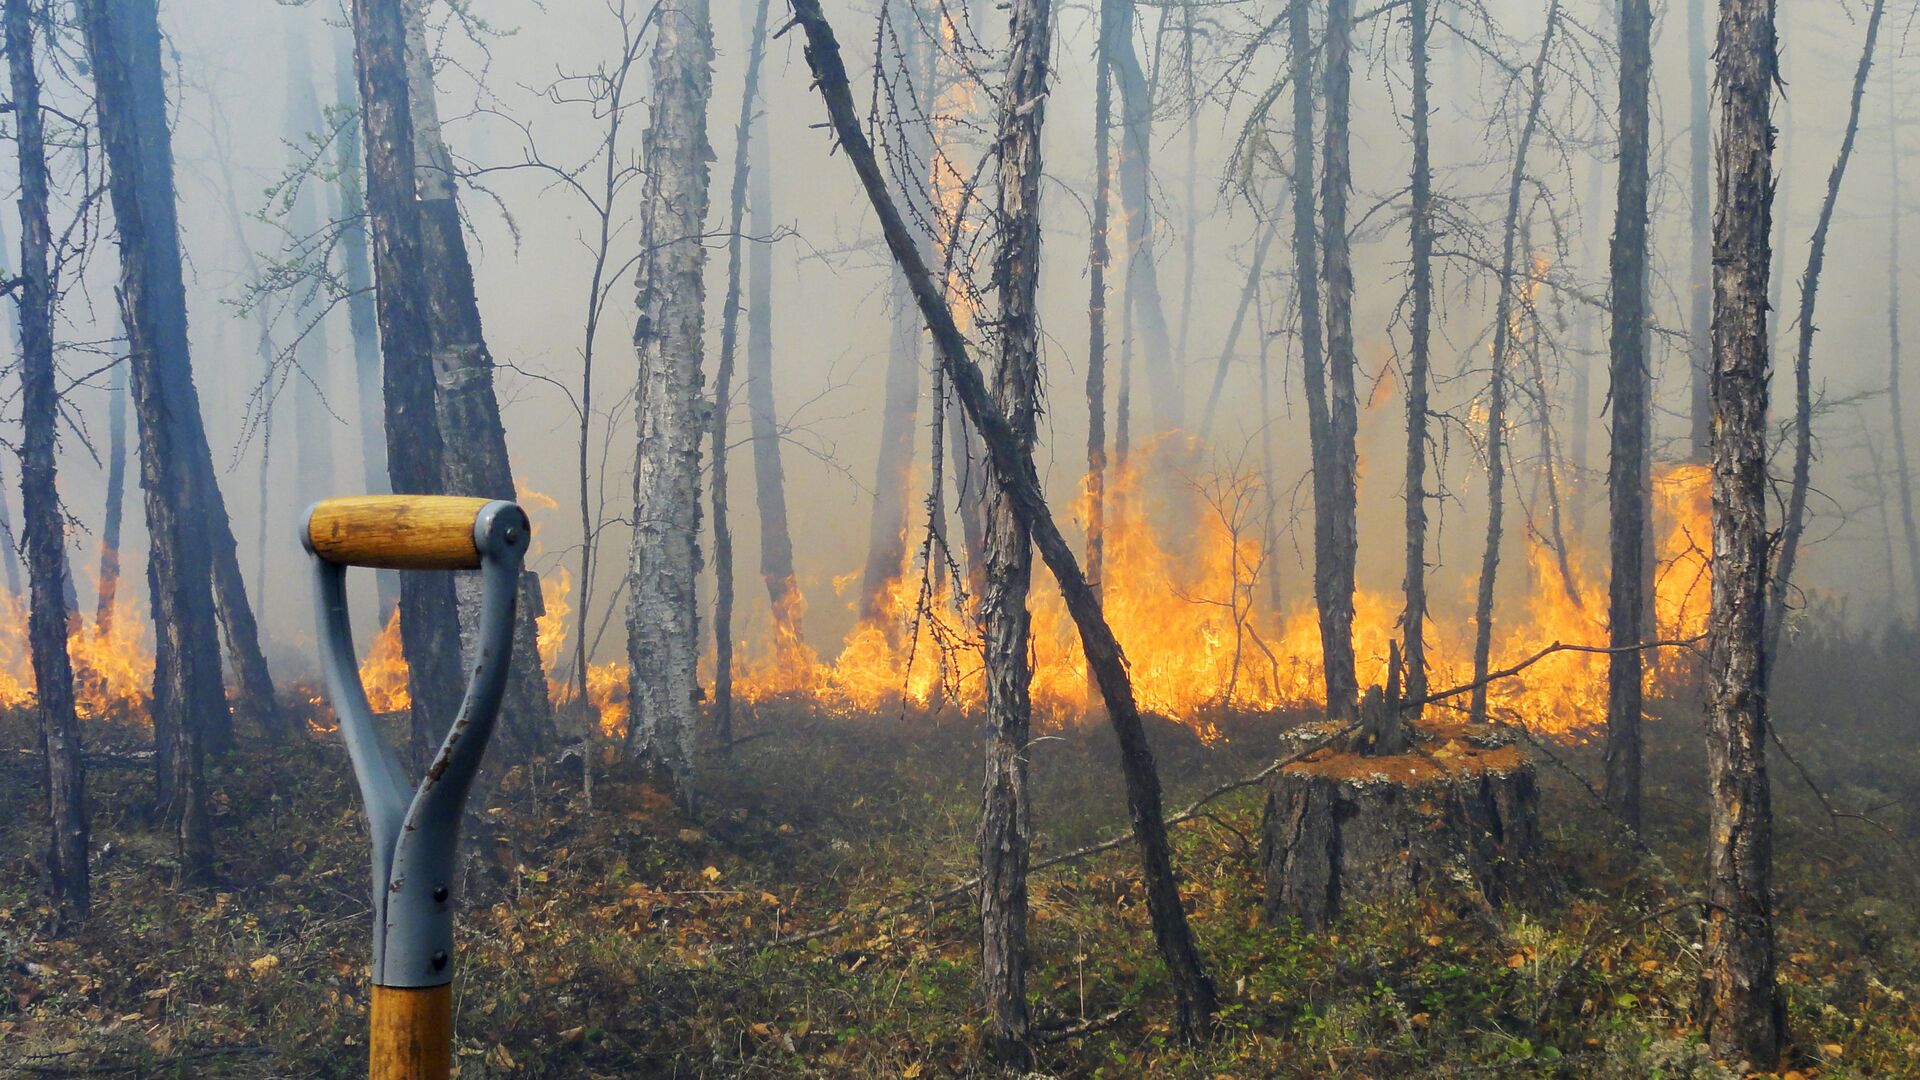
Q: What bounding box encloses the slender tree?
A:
[1888,80,1920,624]
[623,0,715,801]
[1320,0,1362,723]
[1769,0,1885,665]
[1705,0,1783,1062]
[1086,0,1115,595]
[78,0,222,880]
[1603,0,1652,827]
[978,0,1049,1059]
[284,23,334,507]
[9,0,88,917]
[1402,0,1434,715]
[95,367,127,630]
[1686,0,1712,462]
[348,0,469,762]
[711,0,775,746]
[1108,0,1181,431]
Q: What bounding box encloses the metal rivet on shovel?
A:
[302,495,530,1080]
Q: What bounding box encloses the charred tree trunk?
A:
[1603,0,1653,829]
[1888,84,1920,626]
[10,0,88,917]
[1705,0,1784,1062]
[1769,0,1885,666]
[623,0,714,802]
[979,0,1048,1061]
[79,0,222,881]
[1685,0,1712,463]
[1402,0,1434,717]
[1469,1,1559,727]
[711,0,774,748]
[1107,0,1180,432]
[1319,0,1361,722]
[745,46,802,650]
[331,23,397,618]
[1086,0,1114,596]
[96,368,127,630]
[349,0,468,764]
[791,0,1217,1034]
[400,0,555,753]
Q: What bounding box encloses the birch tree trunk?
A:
[1769,0,1885,666]
[1705,0,1784,1061]
[1468,1,1559,727]
[790,0,1218,1034]
[979,0,1049,1059]
[1602,0,1653,827]
[1402,0,1434,716]
[9,0,88,917]
[78,0,222,880]
[623,0,715,802]
[401,0,556,753]
[349,0,469,765]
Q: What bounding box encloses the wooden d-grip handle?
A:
[306,496,494,570]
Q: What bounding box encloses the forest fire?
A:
[0,564,152,721]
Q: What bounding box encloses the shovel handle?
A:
[305,496,501,570]
[370,984,452,1080]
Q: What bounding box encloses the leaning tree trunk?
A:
[1108,0,1181,432]
[1887,82,1920,626]
[1769,0,1885,667]
[1403,0,1434,716]
[623,0,714,804]
[979,0,1049,1061]
[1469,1,1559,727]
[1286,0,1337,720]
[331,22,397,619]
[711,0,774,747]
[1685,0,1712,463]
[78,0,221,882]
[1705,0,1784,1062]
[790,0,1218,1035]
[401,0,556,753]
[9,0,88,918]
[1604,0,1653,830]
[1319,0,1362,722]
[349,0,469,765]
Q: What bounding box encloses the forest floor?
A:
[2,619,1919,1078]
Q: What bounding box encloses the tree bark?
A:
[1319,0,1361,722]
[1887,82,1920,626]
[1604,0,1653,828]
[979,0,1049,1061]
[401,0,555,753]
[9,0,89,918]
[623,0,714,803]
[1402,0,1433,717]
[95,368,127,631]
[78,0,221,882]
[330,23,398,618]
[1469,1,1559,727]
[1107,0,1180,432]
[711,0,774,748]
[1769,0,1885,666]
[349,0,469,765]
[1685,0,1712,463]
[1705,0,1784,1063]
[790,0,1217,1036]
[1086,3,1114,596]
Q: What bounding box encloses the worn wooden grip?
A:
[370,984,452,1080]
[306,496,493,570]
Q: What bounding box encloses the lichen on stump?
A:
[1260,718,1546,930]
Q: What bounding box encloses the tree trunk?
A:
[1085,4,1114,596]
[1319,0,1361,722]
[790,0,1217,1035]
[1286,0,1337,721]
[350,0,469,765]
[9,0,89,918]
[1685,0,1712,463]
[978,0,1049,1061]
[1107,0,1181,432]
[285,24,335,507]
[1197,220,1278,441]
[623,0,714,803]
[0,474,19,600]
[95,367,127,630]
[1887,83,1920,626]
[1769,0,1885,666]
[742,14,800,655]
[79,0,221,882]
[859,287,922,627]
[1402,0,1433,717]
[401,0,555,753]
[1469,1,1559,727]
[1705,0,1784,1062]
[711,0,773,748]
[1602,0,1653,829]
[331,23,397,618]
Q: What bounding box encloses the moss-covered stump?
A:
[1260,719,1546,930]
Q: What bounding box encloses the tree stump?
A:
[1261,718,1546,930]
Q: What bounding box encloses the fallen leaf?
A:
[702,865,722,883]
